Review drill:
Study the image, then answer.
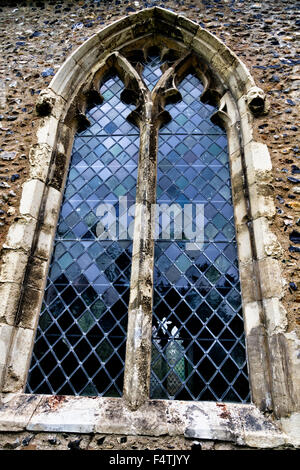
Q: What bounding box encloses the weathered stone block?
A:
[192,34,217,64]
[281,412,300,448]
[76,46,106,78]
[233,196,249,230]
[48,151,68,192]
[235,61,255,93]
[228,61,254,100]
[240,405,287,448]
[0,250,28,284]
[230,157,244,197]
[20,179,45,219]
[253,217,282,259]
[183,401,241,443]
[227,70,242,101]
[154,6,177,25]
[25,257,49,291]
[257,258,284,299]
[128,6,155,26]
[227,126,241,156]
[180,27,197,48]
[17,285,44,330]
[267,333,296,418]
[0,323,14,389]
[0,394,43,431]
[282,331,300,412]
[229,60,255,100]
[49,57,84,102]
[2,327,35,393]
[240,110,254,145]
[43,186,62,229]
[262,298,287,335]
[243,301,262,336]
[236,224,253,264]
[29,143,53,183]
[28,396,100,434]
[237,94,248,117]
[34,225,55,261]
[55,123,75,156]
[239,262,261,303]
[176,14,198,35]
[245,329,273,412]
[244,141,273,186]
[69,33,103,66]
[211,53,237,83]
[100,15,132,40]
[249,186,275,221]
[100,27,134,53]
[196,27,223,54]
[3,216,37,253]
[131,18,155,39]
[36,115,59,149]
[0,283,20,326]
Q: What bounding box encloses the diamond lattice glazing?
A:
[26,77,139,396]
[150,73,250,402]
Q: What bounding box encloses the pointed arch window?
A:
[26,45,250,405]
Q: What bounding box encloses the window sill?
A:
[0,393,288,448]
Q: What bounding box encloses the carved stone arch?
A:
[0,7,298,445]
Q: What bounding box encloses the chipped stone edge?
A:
[0,394,293,449]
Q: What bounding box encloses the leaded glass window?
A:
[26,47,250,403]
[26,75,139,396]
[151,73,249,402]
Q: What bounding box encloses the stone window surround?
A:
[0,8,299,448]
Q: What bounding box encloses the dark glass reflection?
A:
[26,77,139,396]
[151,74,250,402]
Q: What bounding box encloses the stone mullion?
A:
[123,108,158,410]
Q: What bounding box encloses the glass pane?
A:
[80,76,138,136]
[26,76,139,397]
[161,74,224,135]
[142,53,163,91]
[151,73,250,403]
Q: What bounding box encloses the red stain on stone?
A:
[216,403,231,420]
[46,395,67,410]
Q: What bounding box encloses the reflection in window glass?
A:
[26,77,139,396]
[150,74,250,402]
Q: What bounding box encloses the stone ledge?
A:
[0,394,43,431]
[281,413,300,447]
[0,394,289,448]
